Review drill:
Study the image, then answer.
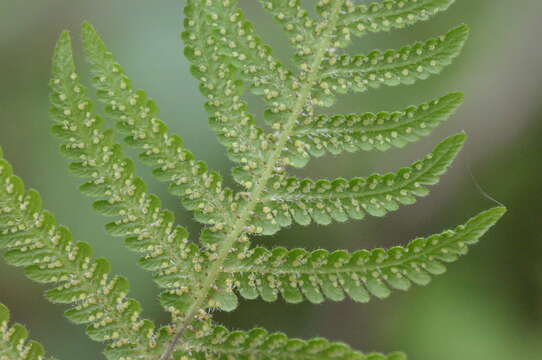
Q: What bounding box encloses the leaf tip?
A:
[52,30,74,71]
[449,23,470,46]
[444,132,468,149]
[81,21,97,39]
[446,91,465,104]
[56,30,72,49]
[0,303,9,322]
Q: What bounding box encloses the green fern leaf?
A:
[226,207,505,304]
[183,0,281,177]
[254,134,465,231]
[317,25,469,98]
[175,321,407,360]
[0,146,160,360]
[334,0,456,37]
[80,23,233,227]
[6,0,505,358]
[198,0,293,99]
[0,303,53,360]
[50,29,226,317]
[287,92,464,161]
[155,4,494,357]
[259,0,317,53]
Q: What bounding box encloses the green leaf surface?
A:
[228,207,506,304]
[286,92,464,163]
[81,23,231,227]
[0,303,52,360]
[6,0,505,359]
[335,0,456,37]
[0,33,165,360]
[175,322,407,360]
[51,26,219,322]
[254,134,466,230]
[318,25,469,97]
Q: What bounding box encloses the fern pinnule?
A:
[0,304,52,360]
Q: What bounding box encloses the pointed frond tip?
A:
[51,30,73,74]
[317,25,469,98]
[175,322,407,360]
[252,133,467,233]
[226,207,506,304]
[0,304,53,360]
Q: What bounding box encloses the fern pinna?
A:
[0,0,506,359]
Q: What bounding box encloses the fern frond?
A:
[0,146,160,360]
[175,322,406,360]
[253,134,465,232]
[0,303,54,360]
[80,23,233,227]
[334,0,456,37]
[28,0,504,358]
[0,0,509,358]
[318,25,469,97]
[225,207,505,304]
[287,92,464,160]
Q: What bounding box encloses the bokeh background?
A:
[1,0,541,359]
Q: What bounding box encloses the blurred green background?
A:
[1,0,541,359]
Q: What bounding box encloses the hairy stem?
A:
[161,2,344,359]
